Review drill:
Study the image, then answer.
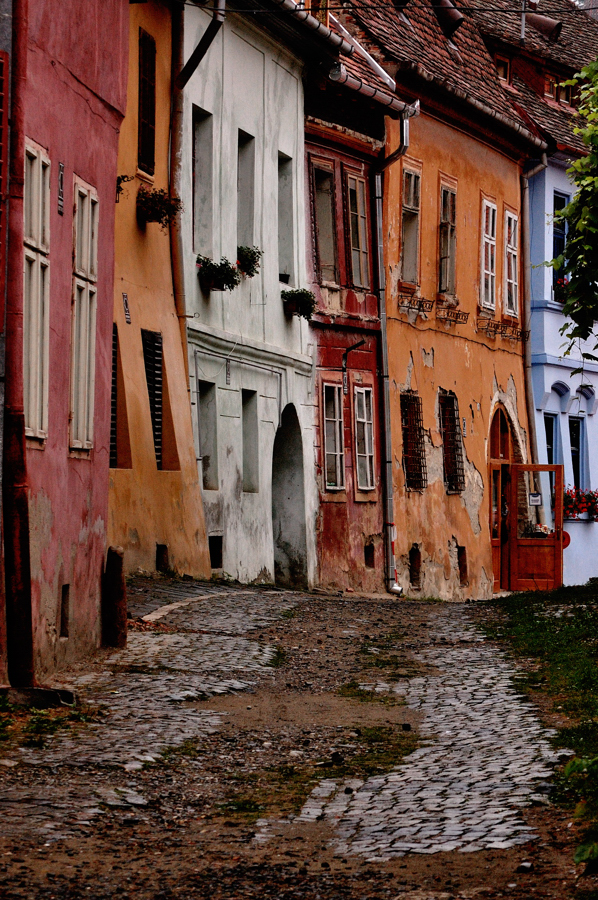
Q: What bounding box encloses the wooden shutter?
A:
[141,329,163,469]
[138,29,156,176]
[0,51,9,319]
[110,324,118,468]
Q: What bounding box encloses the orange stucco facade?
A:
[108,1,210,577]
[384,110,530,599]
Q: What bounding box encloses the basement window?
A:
[400,391,427,491]
[438,390,465,493]
[402,169,420,285]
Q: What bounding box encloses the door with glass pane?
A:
[509,464,563,591]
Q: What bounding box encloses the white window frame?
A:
[70,176,99,450]
[354,386,375,491]
[347,174,369,289]
[323,382,344,490]
[23,141,50,440]
[504,210,519,316]
[481,199,497,310]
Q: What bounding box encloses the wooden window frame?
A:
[138,28,156,177]
[401,168,421,286]
[504,210,519,316]
[495,55,510,83]
[354,385,375,491]
[439,185,456,295]
[480,198,497,311]
[345,171,370,289]
[311,161,339,286]
[323,382,345,490]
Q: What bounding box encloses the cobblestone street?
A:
[0,578,586,898]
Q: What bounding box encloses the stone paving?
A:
[286,604,566,860]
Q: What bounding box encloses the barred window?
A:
[439,391,465,493]
[323,383,344,489]
[141,329,163,469]
[400,391,427,491]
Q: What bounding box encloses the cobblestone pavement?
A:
[272,605,565,860]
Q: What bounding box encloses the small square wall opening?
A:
[457,545,468,586]
[209,535,223,570]
[364,542,375,569]
[156,544,169,573]
[59,584,70,639]
[409,544,421,589]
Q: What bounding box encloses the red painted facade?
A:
[23,0,128,676]
[306,123,385,593]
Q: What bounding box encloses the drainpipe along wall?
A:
[3,0,34,686]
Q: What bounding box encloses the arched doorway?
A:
[489,406,563,592]
[271,404,308,588]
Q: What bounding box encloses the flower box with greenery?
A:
[281,288,317,321]
[236,246,263,278]
[564,486,598,520]
[196,255,242,293]
[136,187,183,231]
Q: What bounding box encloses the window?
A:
[354,387,374,491]
[495,56,510,82]
[569,416,583,489]
[400,391,427,490]
[23,142,50,439]
[347,175,369,288]
[70,179,99,450]
[544,74,557,98]
[192,107,213,255]
[558,83,572,105]
[544,412,558,502]
[110,324,132,468]
[439,186,456,294]
[553,192,568,293]
[197,378,218,490]
[438,391,465,493]
[278,152,294,284]
[141,329,163,469]
[402,169,420,284]
[138,28,156,176]
[504,211,518,315]
[242,389,259,493]
[481,199,497,310]
[323,383,344,489]
[237,130,255,248]
[312,166,337,283]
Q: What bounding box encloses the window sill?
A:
[354,489,377,503]
[136,169,155,185]
[26,437,46,451]
[321,489,347,503]
[69,447,92,460]
[397,282,419,295]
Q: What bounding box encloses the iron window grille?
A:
[323,383,344,489]
[438,391,465,493]
[138,28,156,176]
[141,329,163,469]
[354,386,374,491]
[439,186,456,294]
[110,324,118,468]
[400,391,427,491]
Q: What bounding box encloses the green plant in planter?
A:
[281,288,317,321]
[196,255,241,292]
[137,187,183,231]
[236,246,263,278]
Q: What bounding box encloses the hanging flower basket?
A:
[281,288,317,321]
[236,245,263,278]
[196,255,242,293]
[137,186,183,231]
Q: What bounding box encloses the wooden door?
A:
[509,464,563,592]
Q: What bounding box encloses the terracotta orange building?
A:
[340,0,559,597]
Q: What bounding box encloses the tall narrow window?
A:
[323,383,344,489]
[354,387,374,491]
[138,29,156,176]
[402,169,420,285]
[553,192,568,294]
[278,153,294,285]
[237,130,255,248]
[312,166,337,283]
[242,389,259,493]
[0,53,9,301]
[192,108,213,255]
[197,378,218,490]
[504,211,519,315]
[400,391,427,491]
[438,391,465,493]
[481,199,497,309]
[569,416,583,489]
[544,412,557,502]
[347,175,369,288]
[70,179,98,450]
[23,142,50,440]
[439,186,456,294]
[141,329,163,469]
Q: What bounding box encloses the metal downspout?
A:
[3,0,34,686]
[175,0,225,91]
[374,113,412,595]
[521,153,547,464]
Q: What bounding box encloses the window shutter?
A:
[110,324,118,468]
[0,51,8,307]
[138,29,156,176]
[141,329,163,469]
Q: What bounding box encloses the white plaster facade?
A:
[180,8,318,585]
[529,160,598,585]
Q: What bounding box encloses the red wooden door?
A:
[509,464,563,592]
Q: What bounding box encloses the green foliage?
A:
[236,245,262,278]
[281,288,317,320]
[136,187,183,231]
[196,255,242,292]
[547,61,598,350]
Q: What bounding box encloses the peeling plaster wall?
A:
[181,10,317,585]
[108,2,211,580]
[385,113,530,600]
[24,0,128,676]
